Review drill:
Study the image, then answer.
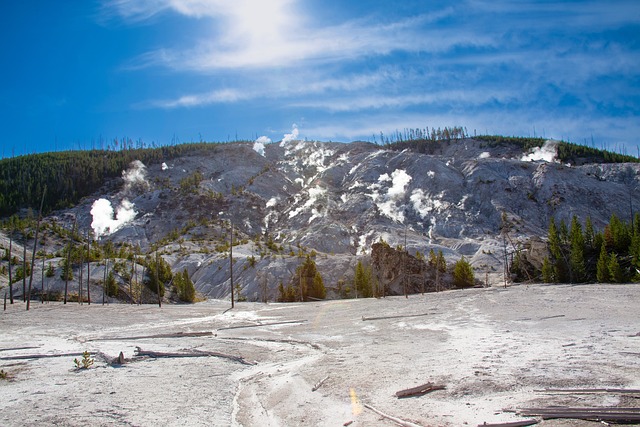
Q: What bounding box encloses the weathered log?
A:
[396,382,445,398]
[516,406,640,422]
[134,346,256,366]
[535,388,640,395]
[217,319,307,331]
[363,403,425,427]
[0,352,89,361]
[0,346,41,352]
[477,420,538,427]
[362,313,430,322]
[87,331,214,341]
[312,375,329,392]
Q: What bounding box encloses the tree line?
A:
[0,142,227,217]
[513,213,640,284]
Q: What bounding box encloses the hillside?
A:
[1,137,640,302]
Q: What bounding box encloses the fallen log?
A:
[134,347,256,366]
[535,388,640,395]
[312,375,329,392]
[477,420,538,427]
[363,403,425,427]
[0,346,40,352]
[516,406,640,422]
[217,319,307,331]
[0,352,89,361]
[396,382,446,398]
[87,331,214,341]
[362,313,430,322]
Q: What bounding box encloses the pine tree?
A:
[596,244,609,283]
[541,257,554,283]
[176,269,196,302]
[105,271,118,297]
[354,260,372,298]
[608,253,624,283]
[569,215,585,282]
[584,216,595,251]
[452,256,475,288]
[548,217,568,282]
[436,250,446,272]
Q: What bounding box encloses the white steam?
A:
[280,124,299,146]
[90,198,137,237]
[162,162,169,171]
[521,140,559,162]
[253,136,272,156]
[371,169,413,223]
[122,160,149,191]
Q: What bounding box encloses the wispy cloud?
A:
[102,0,640,148]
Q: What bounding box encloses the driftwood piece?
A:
[477,420,538,427]
[396,382,446,398]
[217,319,307,331]
[516,406,640,422]
[535,388,640,395]
[134,346,256,366]
[312,375,329,392]
[0,352,89,361]
[363,403,425,427]
[0,346,40,352]
[539,314,565,320]
[221,336,322,350]
[87,331,214,341]
[362,313,430,322]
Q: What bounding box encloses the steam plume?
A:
[280,124,299,146]
[253,136,272,156]
[521,140,559,162]
[122,160,149,192]
[91,198,137,237]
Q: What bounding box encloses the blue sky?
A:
[1,0,639,156]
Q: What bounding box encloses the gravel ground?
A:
[1,283,639,426]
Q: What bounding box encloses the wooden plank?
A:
[0,352,89,361]
[362,313,431,321]
[312,375,329,392]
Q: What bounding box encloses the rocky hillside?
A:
[2,137,639,302]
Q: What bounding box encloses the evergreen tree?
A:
[436,250,446,272]
[548,217,568,282]
[452,256,475,288]
[294,255,325,301]
[596,243,609,283]
[584,216,595,251]
[608,253,624,283]
[569,215,585,282]
[145,255,172,297]
[175,269,196,302]
[354,260,373,298]
[541,257,554,283]
[105,271,118,297]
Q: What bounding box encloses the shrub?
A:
[452,256,475,288]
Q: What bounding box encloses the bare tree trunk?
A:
[86,231,91,305]
[22,243,26,302]
[155,249,161,308]
[41,254,45,303]
[230,223,234,309]
[8,231,13,304]
[27,185,46,310]
[103,258,108,305]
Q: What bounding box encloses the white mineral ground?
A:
[0,283,639,426]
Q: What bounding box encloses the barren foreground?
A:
[1,283,639,426]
